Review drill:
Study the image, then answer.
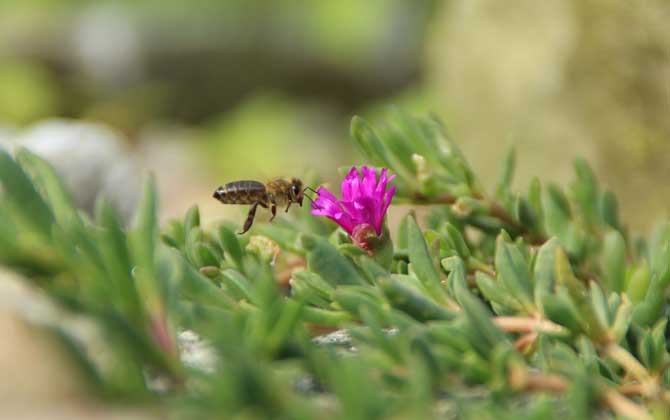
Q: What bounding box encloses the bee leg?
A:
[284,202,291,213]
[238,202,261,234]
[267,196,277,222]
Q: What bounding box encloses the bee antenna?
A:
[303,193,316,204]
[302,187,320,207]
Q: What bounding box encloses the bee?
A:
[212,178,306,234]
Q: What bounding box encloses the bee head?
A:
[290,178,304,206]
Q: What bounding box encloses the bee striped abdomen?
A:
[213,177,303,235]
[213,180,267,204]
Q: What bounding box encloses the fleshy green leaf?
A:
[475,271,524,313]
[601,229,626,293]
[599,189,620,230]
[625,261,650,304]
[300,234,365,286]
[16,149,81,228]
[453,279,507,357]
[495,233,534,312]
[534,237,559,309]
[351,115,394,169]
[184,205,200,231]
[571,159,599,229]
[218,225,245,271]
[441,222,470,259]
[0,148,54,238]
[406,213,448,303]
[378,275,455,322]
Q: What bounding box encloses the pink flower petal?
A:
[311,187,341,216]
[376,169,395,194]
[341,167,359,201]
[318,186,338,201]
[382,185,396,215]
[361,166,377,198]
[348,170,363,201]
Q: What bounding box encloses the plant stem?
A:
[604,344,656,395]
[508,367,568,393]
[411,193,547,243]
[494,316,567,334]
[600,388,652,420]
[510,368,652,420]
[619,383,645,396]
[513,332,537,352]
[467,257,496,277]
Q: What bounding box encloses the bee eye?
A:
[292,185,300,195]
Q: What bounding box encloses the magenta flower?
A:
[311,166,396,249]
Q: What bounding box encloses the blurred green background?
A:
[0,0,668,229]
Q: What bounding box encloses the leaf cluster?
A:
[0,113,669,419]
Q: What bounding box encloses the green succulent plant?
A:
[0,111,668,419]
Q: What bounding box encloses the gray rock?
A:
[177,330,217,373]
[312,329,353,349]
[7,119,140,225]
[73,4,144,89]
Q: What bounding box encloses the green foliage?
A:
[1,112,668,418]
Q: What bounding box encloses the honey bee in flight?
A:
[213,178,314,234]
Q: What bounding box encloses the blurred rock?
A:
[177,330,217,374]
[312,329,355,351]
[73,4,144,89]
[6,119,140,224]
